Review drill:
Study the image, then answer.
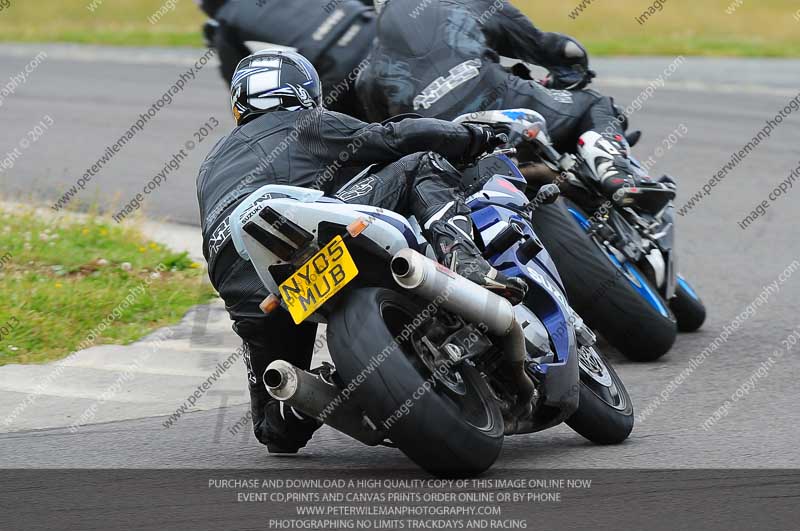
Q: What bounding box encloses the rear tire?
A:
[327,288,504,477]
[567,346,634,444]
[531,198,677,361]
[671,278,706,332]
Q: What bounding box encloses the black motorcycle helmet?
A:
[230,49,323,126]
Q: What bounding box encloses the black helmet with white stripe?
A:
[230,49,323,125]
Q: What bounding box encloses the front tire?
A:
[327,288,504,477]
[671,277,706,332]
[531,198,677,361]
[566,346,634,444]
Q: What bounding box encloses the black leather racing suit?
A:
[356,0,623,150]
[202,0,376,118]
[196,108,492,450]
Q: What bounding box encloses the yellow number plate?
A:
[279,235,359,324]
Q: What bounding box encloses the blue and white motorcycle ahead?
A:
[456,110,707,362]
[228,142,633,476]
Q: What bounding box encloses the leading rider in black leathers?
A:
[196,49,523,453]
[198,0,376,118]
[357,0,652,199]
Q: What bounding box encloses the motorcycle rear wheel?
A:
[531,198,677,361]
[327,287,505,477]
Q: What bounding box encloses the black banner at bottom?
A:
[1,469,798,530]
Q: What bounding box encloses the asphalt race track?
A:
[1,45,799,474]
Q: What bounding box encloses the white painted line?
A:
[1,44,795,97]
[598,77,798,98]
[0,44,217,67]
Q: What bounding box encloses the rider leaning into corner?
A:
[196,49,527,454]
[356,0,663,201]
[196,0,376,118]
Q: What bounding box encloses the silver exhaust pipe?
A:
[391,248,535,416]
[264,360,383,446]
[391,248,515,335]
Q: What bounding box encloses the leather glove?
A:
[483,124,510,149]
[465,124,510,159]
[540,32,596,90]
[547,64,596,91]
[202,19,219,49]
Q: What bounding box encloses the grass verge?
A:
[0,0,798,57]
[0,207,216,365]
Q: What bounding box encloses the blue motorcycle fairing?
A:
[567,207,591,231]
[678,275,701,301]
[471,201,580,419]
[472,202,565,294]
[467,175,530,210]
[567,206,672,317]
[357,210,421,251]
[498,244,580,423]
[467,156,580,424]
[486,153,528,191]
[612,254,671,318]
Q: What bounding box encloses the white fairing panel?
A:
[454,109,553,145]
[229,185,415,295]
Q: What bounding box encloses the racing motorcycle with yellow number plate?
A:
[228,135,633,476]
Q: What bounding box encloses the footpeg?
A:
[572,312,596,346]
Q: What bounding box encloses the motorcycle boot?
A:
[422,201,527,305]
[578,131,674,212]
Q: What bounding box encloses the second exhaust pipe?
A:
[264,360,383,446]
